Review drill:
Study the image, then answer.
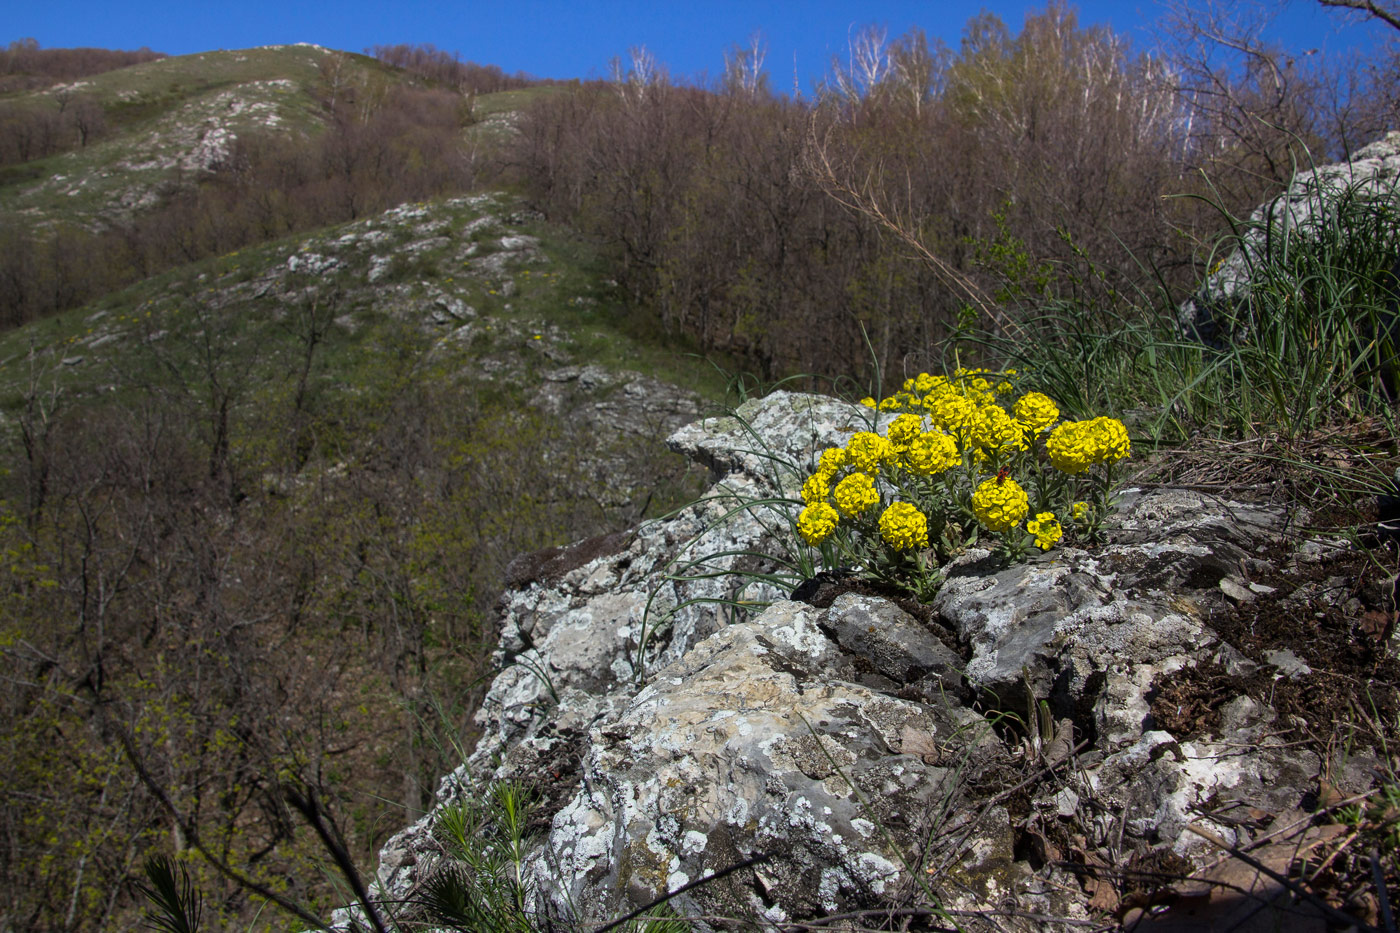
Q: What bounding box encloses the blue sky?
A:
[8,1,1390,94]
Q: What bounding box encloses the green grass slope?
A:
[2,190,718,398]
[0,187,729,930]
[0,45,404,229]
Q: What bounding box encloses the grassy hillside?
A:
[0,191,724,410]
[0,45,396,228]
[0,182,728,930]
[0,45,553,328]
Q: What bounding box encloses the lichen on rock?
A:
[352,387,1363,930]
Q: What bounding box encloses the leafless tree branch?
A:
[1318,0,1400,33]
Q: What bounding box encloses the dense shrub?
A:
[0,37,164,93]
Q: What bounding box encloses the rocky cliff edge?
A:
[351,390,1388,931]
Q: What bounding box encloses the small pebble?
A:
[1219,578,1254,604]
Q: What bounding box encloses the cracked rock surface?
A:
[355,390,1373,930]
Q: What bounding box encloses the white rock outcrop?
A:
[1180,131,1400,342]
[342,388,1360,930]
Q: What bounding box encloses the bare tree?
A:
[1158,0,1329,206]
[886,28,944,116]
[802,118,1010,337]
[1317,0,1400,31]
[828,24,891,105]
[723,33,769,98]
[70,94,105,147]
[317,49,354,116]
[610,45,665,106]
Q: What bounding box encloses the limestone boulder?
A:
[370,393,857,908]
[534,599,989,924]
[356,390,1351,931]
[1180,131,1400,343]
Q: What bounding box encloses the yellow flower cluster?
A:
[816,447,848,478]
[1025,512,1063,550]
[971,476,1029,533]
[1012,392,1059,433]
[801,473,830,505]
[879,501,930,551]
[845,432,892,474]
[797,502,840,545]
[926,393,980,439]
[878,368,1005,416]
[1045,417,1131,474]
[796,372,1128,575]
[971,404,1027,456]
[1096,418,1131,461]
[902,430,960,475]
[832,472,880,517]
[871,370,1060,461]
[886,414,924,449]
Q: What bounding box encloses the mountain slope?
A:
[0,45,403,229]
[0,44,552,329]
[0,174,729,929]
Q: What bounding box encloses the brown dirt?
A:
[1152,540,1400,745]
[520,726,588,837]
[1145,525,1400,926]
[1149,659,1232,737]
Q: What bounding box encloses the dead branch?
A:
[802,117,1021,340]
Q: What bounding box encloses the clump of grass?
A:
[134,856,203,933]
[1193,166,1400,439]
[419,781,537,930]
[967,163,1400,448]
[138,775,697,931]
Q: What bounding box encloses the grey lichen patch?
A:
[848,692,931,754]
[935,805,1029,908]
[784,733,857,780]
[358,386,1327,931]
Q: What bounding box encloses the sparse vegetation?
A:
[0,192,716,931]
[0,44,537,329]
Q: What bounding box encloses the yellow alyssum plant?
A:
[797,369,1129,600]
